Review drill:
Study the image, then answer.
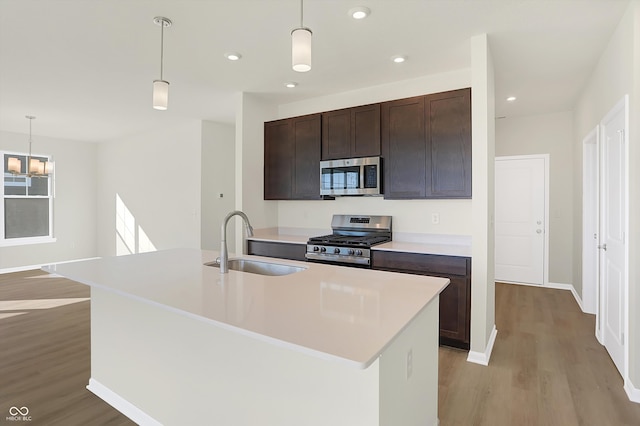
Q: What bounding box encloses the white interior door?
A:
[599,97,628,377]
[495,156,547,285]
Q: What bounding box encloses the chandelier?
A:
[7,116,53,177]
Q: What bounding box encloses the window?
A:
[1,152,55,246]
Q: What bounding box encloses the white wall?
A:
[496,111,574,286]
[201,121,235,252]
[0,131,97,271]
[234,93,279,251]
[276,198,471,236]
[572,0,640,395]
[96,118,202,257]
[469,34,496,361]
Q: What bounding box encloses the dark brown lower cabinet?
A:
[247,240,307,262]
[371,250,471,350]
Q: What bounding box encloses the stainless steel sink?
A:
[204,258,306,276]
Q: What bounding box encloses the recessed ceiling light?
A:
[285,82,298,88]
[506,96,516,102]
[224,52,242,61]
[348,6,370,20]
[391,55,407,63]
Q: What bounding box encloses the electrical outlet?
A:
[431,213,440,224]
[406,348,413,379]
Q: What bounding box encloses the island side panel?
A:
[379,295,440,426]
[89,287,381,426]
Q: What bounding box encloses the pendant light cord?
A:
[159,22,165,81]
[300,0,304,27]
[27,116,34,162]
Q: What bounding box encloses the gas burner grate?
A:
[307,234,391,248]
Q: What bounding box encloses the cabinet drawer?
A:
[371,250,468,276]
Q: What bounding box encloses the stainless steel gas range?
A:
[305,215,392,267]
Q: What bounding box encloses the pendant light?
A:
[291,0,312,72]
[152,16,172,110]
[7,116,53,177]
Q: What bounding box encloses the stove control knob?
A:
[355,249,363,256]
[334,248,341,254]
[320,247,327,252]
[347,249,355,255]
[313,246,320,252]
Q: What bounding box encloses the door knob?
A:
[536,229,542,234]
[598,244,607,251]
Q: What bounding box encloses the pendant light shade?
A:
[29,158,44,174]
[291,0,312,73]
[152,17,172,110]
[291,27,312,72]
[8,156,21,174]
[153,79,169,110]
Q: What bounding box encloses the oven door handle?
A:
[305,252,371,266]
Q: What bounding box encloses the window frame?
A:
[1,150,56,247]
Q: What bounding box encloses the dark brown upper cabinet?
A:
[321,104,381,160]
[426,89,472,198]
[264,114,322,200]
[381,88,471,199]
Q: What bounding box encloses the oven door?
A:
[305,246,372,268]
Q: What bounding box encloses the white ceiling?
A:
[0,0,630,143]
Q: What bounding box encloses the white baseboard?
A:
[546,282,586,312]
[0,264,42,274]
[0,257,100,275]
[624,378,640,404]
[467,324,497,366]
[87,378,162,426]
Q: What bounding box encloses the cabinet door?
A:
[322,104,381,160]
[351,104,381,158]
[292,114,321,199]
[371,250,471,350]
[264,119,293,200]
[425,88,472,198]
[439,275,471,347]
[322,109,351,160]
[381,96,427,199]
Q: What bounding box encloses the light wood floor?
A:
[0,270,134,425]
[1,271,639,425]
[439,282,640,426]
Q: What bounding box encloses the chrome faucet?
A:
[219,210,254,273]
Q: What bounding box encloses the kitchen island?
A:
[45,248,448,426]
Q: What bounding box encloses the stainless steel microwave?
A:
[320,156,382,196]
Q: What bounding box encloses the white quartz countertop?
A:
[373,240,471,257]
[249,228,472,257]
[44,248,448,369]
